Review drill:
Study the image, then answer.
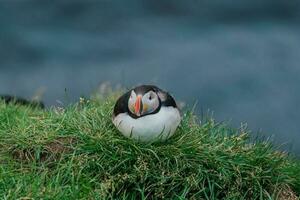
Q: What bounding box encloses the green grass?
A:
[0,94,299,200]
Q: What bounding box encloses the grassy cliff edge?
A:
[0,94,299,199]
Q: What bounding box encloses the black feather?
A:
[113,85,177,119]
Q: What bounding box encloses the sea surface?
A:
[0,1,300,155]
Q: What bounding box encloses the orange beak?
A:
[134,95,142,116]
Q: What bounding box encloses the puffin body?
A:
[112,85,181,142]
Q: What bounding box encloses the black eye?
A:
[149,95,152,100]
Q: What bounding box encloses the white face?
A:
[128,90,160,117]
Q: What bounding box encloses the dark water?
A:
[0,1,300,155]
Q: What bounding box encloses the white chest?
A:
[113,107,181,142]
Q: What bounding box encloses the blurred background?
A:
[0,1,299,156]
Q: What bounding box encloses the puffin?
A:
[112,85,181,142]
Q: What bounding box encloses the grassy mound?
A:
[0,94,299,199]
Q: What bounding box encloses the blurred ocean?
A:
[0,1,300,155]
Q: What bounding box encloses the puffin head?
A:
[128,88,160,117]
